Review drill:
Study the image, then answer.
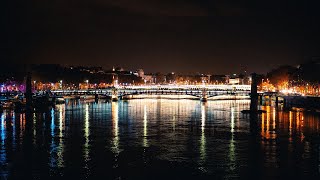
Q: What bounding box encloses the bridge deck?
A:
[49,85,251,100]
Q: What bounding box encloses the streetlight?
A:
[33,80,36,91]
[60,80,63,90]
[85,80,89,89]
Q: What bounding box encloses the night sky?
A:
[3,0,320,74]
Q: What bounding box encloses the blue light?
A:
[1,113,5,143]
[51,108,55,137]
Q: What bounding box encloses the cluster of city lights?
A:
[1,77,320,97]
[260,80,319,96]
[0,83,25,93]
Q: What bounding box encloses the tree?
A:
[267,65,296,89]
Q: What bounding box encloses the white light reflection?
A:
[84,103,90,168]
[111,102,120,168]
[231,107,235,133]
[143,105,148,147]
[200,103,206,163]
[33,113,36,145]
[111,102,119,153]
[229,106,236,170]
[57,105,65,168]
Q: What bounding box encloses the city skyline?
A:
[2,1,320,180]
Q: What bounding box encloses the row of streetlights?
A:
[60,79,89,89]
[32,79,91,91]
[59,80,89,90]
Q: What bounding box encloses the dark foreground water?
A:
[0,99,320,179]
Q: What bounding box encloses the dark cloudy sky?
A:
[2,0,320,74]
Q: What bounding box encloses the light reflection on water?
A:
[83,103,90,177]
[49,104,65,172]
[111,102,120,154]
[58,105,65,168]
[199,103,206,165]
[0,113,6,174]
[143,105,148,148]
[229,106,236,171]
[0,99,319,179]
[49,108,55,169]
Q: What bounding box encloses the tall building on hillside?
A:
[136,69,144,78]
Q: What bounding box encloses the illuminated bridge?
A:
[50,85,251,101]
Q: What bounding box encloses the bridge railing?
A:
[49,85,251,96]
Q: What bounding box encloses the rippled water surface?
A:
[0,99,320,179]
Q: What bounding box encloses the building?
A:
[136,69,144,78]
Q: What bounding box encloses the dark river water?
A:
[0,99,320,179]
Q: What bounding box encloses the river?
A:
[0,99,319,179]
